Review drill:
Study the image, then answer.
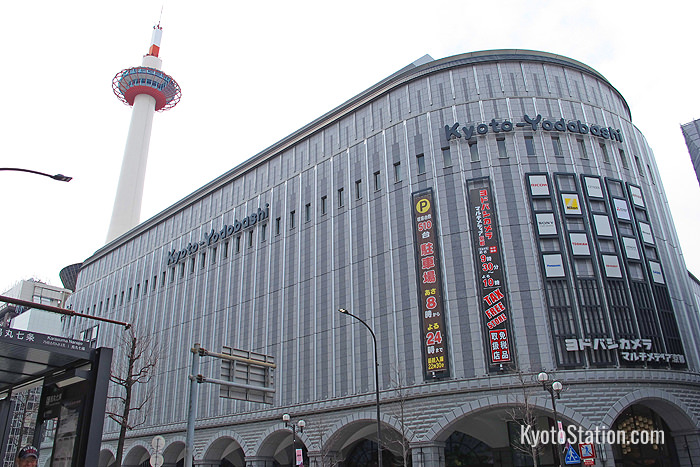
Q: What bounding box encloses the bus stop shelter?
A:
[0,327,112,465]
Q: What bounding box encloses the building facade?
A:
[66,50,700,466]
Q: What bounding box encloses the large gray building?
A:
[66,50,700,466]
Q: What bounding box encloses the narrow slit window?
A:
[524,136,536,156]
[469,141,479,162]
[394,162,402,182]
[577,138,588,159]
[497,137,508,158]
[442,147,452,167]
[551,136,563,156]
[416,154,426,174]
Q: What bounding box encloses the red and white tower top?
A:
[112,25,181,112]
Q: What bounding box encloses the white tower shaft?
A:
[106,54,162,243]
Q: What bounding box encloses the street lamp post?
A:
[282,413,306,466]
[338,308,382,467]
[0,167,72,182]
[537,371,564,467]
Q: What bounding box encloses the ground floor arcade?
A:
[95,383,700,467]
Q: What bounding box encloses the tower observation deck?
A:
[106,25,181,243]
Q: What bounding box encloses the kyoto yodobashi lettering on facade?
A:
[445,114,623,142]
[411,189,450,379]
[166,204,270,265]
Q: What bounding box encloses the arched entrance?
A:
[163,440,186,466]
[98,449,116,467]
[257,428,309,466]
[201,436,246,466]
[316,415,413,466]
[344,439,407,466]
[444,431,494,466]
[611,404,678,466]
[122,445,150,467]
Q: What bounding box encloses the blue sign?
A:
[565,445,581,464]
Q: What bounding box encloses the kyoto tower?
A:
[106,24,181,243]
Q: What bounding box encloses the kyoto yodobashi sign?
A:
[468,182,513,368]
[445,114,623,142]
[167,204,270,266]
[411,189,450,379]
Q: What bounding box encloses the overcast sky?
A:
[1,1,699,293]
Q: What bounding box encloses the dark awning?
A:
[0,328,93,395]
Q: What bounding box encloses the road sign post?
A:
[185,343,276,467]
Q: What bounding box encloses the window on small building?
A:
[524,136,536,156]
[416,154,426,174]
[497,137,508,158]
[374,171,381,191]
[635,156,644,176]
[442,147,452,167]
[551,136,563,156]
[275,217,281,235]
[600,143,610,163]
[223,241,229,258]
[248,230,253,247]
[305,203,311,222]
[469,141,479,162]
[236,235,241,253]
[355,179,362,199]
[321,196,327,215]
[290,210,296,229]
[261,223,267,241]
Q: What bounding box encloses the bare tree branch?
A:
[108,326,161,466]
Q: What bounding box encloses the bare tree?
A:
[506,369,545,467]
[106,327,160,466]
[386,366,411,467]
